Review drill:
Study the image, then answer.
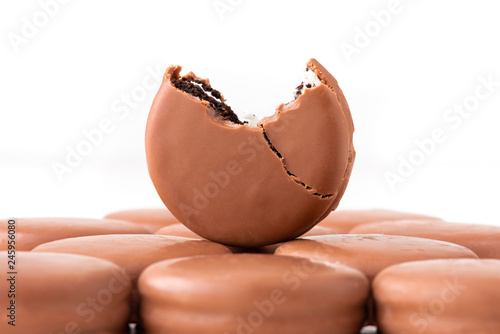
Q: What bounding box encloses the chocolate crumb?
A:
[210,90,222,100]
[294,84,304,99]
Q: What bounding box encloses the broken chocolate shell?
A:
[145,58,354,247]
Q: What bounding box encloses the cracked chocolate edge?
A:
[260,125,332,199]
[306,60,355,203]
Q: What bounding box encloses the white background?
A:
[1,0,499,226]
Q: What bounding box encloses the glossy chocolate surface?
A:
[0,252,131,334]
[374,259,500,334]
[318,209,441,233]
[351,220,500,258]
[0,217,148,251]
[145,59,354,247]
[33,234,231,322]
[139,253,369,334]
[275,234,477,281]
[104,208,180,233]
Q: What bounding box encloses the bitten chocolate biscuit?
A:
[145,59,354,247]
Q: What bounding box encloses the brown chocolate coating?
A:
[145,59,354,247]
[154,224,336,255]
[261,59,354,198]
[138,253,369,334]
[252,225,339,254]
[351,220,500,259]
[155,223,337,240]
[302,225,337,236]
[33,234,231,322]
[155,223,204,239]
[0,217,148,251]
[0,252,131,334]
[373,259,500,334]
[318,209,442,233]
[275,234,477,281]
[104,208,180,233]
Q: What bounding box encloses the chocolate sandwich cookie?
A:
[104,208,180,233]
[275,234,477,281]
[0,252,132,334]
[145,59,354,247]
[350,220,500,259]
[373,259,500,334]
[318,209,441,233]
[0,217,148,251]
[138,253,369,334]
[33,234,231,322]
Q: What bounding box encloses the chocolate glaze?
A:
[351,220,500,259]
[373,259,500,334]
[155,223,204,239]
[302,225,337,237]
[104,208,180,233]
[262,58,354,201]
[155,223,337,241]
[33,234,231,323]
[138,253,369,334]
[0,217,148,251]
[0,252,131,334]
[145,59,354,247]
[318,209,442,233]
[276,234,478,325]
[155,223,338,254]
[275,234,477,281]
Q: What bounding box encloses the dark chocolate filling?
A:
[171,77,245,125]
